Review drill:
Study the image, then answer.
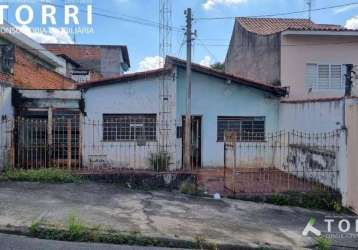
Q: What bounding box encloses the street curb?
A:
[0,225,297,250]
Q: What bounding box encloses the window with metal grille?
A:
[305,63,346,89]
[217,116,265,142]
[103,114,157,142]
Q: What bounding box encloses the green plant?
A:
[316,236,332,250]
[180,181,196,195]
[68,214,86,240]
[3,168,81,183]
[148,151,170,172]
[30,221,40,234]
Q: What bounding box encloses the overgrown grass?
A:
[1,168,82,183]
[26,214,273,249]
[316,236,332,250]
[28,214,198,249]
[235,191,350,213]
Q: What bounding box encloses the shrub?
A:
[265,191,345,212]
[3,168,81,183]
[149,151,170,172]
[180,181,196,195]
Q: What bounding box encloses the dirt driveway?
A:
[0,182,356,249]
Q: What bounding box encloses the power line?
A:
[194,2,358,20]
[196,38,220,62]
[50,3,183,32]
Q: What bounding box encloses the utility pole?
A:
[306,0,312,20]
[183,8,193,170]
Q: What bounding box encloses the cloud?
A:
[334,4,358,14]
[203,0,247,10]
[138,56,164,72]
[16,25,74,44]
[345,16,358,29]
[199,56,212,67]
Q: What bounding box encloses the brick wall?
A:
[0,47,74,89]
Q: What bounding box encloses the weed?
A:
[316,236,332,250]
[67,213,86,241]
[148,151,170,172]
[30,220,40,234]
[194,235,218,250]
[3,168,82,183]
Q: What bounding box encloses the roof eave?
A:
[167,56,287,97]
[282,30,358,36]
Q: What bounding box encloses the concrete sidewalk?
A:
[0,182,356,249]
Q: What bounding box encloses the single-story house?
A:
[77,56,287,170]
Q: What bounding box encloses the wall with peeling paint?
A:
[285,144,338,189]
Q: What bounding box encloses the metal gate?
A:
[14,112,81,169]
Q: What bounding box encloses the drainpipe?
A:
[343,64,354,131]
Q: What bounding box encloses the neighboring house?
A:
[225,17,358,100]
[0,23,76,125]
[0,25,74,90]
[77,56,286,169]
[43,44,131,82]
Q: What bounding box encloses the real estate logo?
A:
[302,218,321,237]
[302,217,358,239]
[0,0,94,35]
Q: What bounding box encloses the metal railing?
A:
[224,130,341,194]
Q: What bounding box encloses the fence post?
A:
[47,108,53,168]
[67,119,72,170]
[10,118,16,169]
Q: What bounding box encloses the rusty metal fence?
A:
[224,130,341,194]
[0,117,176,172]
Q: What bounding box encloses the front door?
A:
[182,116,202,169]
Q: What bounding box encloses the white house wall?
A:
[279,100,344,132]
[176,67,280,168]
[82,73,177,170]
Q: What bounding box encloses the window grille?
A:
[217,116,265,142]
[103,114,157,142]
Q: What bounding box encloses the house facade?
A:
[225,17,358,100]
[77,57,286,169]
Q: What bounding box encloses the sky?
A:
[3,0,358,72]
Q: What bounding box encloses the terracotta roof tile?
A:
[236,17,355,35]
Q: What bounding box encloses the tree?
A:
[210,62,224,71]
